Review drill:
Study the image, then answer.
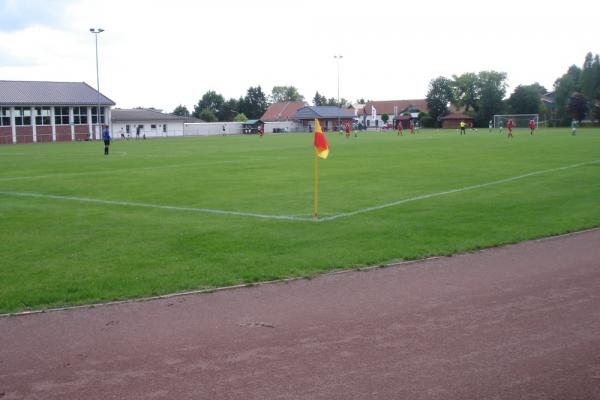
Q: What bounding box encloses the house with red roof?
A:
[261,101,307,122]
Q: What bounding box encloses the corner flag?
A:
[314,118,329,159]
[313,118,329,219]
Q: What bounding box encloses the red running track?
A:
[1,229,600,399]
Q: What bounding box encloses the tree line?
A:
[171,85,349,122]
[425,51,600,127]
[172,52,600,126]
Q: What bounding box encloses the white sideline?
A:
[0,160,597,222]
[0,191,312,221]
[319,160,600,222]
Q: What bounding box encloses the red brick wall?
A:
[36,126,52,143]
[16,126,34,143]
[74,124,89,140]
[55,125,72,142]
[0,127,12,144]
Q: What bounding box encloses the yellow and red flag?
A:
[313,118,329,159]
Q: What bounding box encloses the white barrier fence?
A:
[183,121,301,136]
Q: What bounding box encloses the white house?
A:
[110,108,201,139]
[359,99,429,128]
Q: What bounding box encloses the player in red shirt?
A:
[397,121,403,136]
[258,125,264,137]
[507,119,514,139]
[528,119,536,135]
[409,120,415,134]
[344,121,350,139]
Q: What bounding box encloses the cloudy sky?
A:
[1,0,598,112]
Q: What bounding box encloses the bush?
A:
[421,116,436,128]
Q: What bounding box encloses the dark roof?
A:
[111,108,200,122]
[292,106,355,120]
[261,101,307,121]
[0,80,115,106]
[242,119,263,125]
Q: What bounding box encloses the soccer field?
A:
[1,128,599,313]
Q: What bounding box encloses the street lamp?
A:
[334,55,343,132]
[90,28,104,140]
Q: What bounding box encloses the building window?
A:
[125,125,130,133]
[13,107,32,126]
[0,107,10,126]
[54,107,70,125]
[151,124,157,129]
[35,107,52,125]
[72,106,88,124]
[91,106,105,124]
[163,124,167,133]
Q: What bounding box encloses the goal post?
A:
[493,114,539,129]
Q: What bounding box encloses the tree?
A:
[554,73,578,123]
[172,104,190,117]
[567,93,589,123]
[239,86,268,119]
[199,108,217,122]
[313,91,326,106]
[193,90,225,119]
[381,113,389,124]
[452,72,480,112]
[233,113,248,122]
[426,76,454,126]
[218,98,239,121]
[581,52,600,104]
[506,84,543,114]
[270,86,304,103]
[475,70,507,127]
[326,97,337,106]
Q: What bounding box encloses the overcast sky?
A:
[1,0,598,112]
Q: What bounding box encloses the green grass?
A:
[1,128,599,313]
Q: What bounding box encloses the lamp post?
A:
[334,55,343,132]
[90,28,104,140]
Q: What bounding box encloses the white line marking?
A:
[317,160,600,222]
[0,191,312,221]
[0,160,597,222]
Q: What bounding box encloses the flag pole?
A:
[313,151,319,220]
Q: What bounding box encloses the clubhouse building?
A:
[0,80,115,144]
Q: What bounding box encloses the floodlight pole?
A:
[90,28,104,140]
[334,55,343,131]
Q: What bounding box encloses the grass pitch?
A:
[1,128,599,313]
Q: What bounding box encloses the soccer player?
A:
[571,119,577,135]
[528,119,536,135]
[459,120,466,135]
[102,125,111,155]
[489,119,493,132]
[498,120,503,134]
[507,118,514,139]
[344,121,350,139]
[397,121,403,136]
[258,125,264,137]
[409,120,415,134]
